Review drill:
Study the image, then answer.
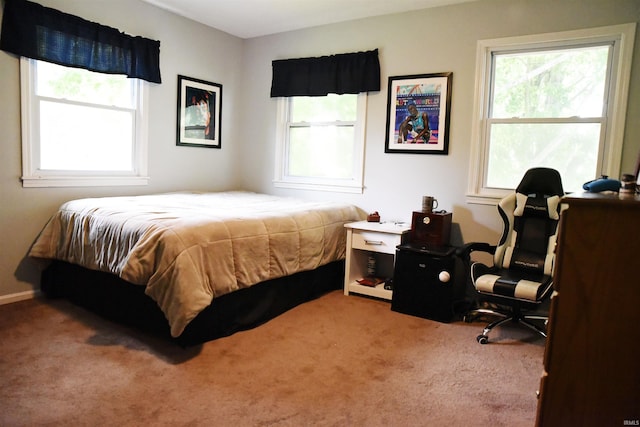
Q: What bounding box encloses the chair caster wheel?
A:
[477,334,489,344]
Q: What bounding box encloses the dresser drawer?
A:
[352,230,401,254]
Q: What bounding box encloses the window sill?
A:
[21,175,150,188]
[465,189,511,206]
[273,179,363,194]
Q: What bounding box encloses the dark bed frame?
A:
[41,260,344,347]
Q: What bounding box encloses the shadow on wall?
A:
[450,204,499,265]
[14,254,48,293]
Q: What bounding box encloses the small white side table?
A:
[343,221,410,300]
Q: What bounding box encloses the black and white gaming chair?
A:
[460,167,564,344]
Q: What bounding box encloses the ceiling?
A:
[140,0,478,39]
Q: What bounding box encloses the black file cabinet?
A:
[391,243,465,323]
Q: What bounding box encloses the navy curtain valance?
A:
[270,49,380,97]
[0,0,161,83]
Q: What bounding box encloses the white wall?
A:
[238,0,640,246]
[0,0,639,302]
[0,0,244,301]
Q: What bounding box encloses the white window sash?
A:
[467,23,636,204]
[274,93,366,193]
[20,58,150,188]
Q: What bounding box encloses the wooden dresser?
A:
[535,193,640,426]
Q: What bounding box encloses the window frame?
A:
[20,58,150,188]
[274,93,367,193]
[467,23,636,204]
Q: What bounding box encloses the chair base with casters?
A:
[464,299,549,344]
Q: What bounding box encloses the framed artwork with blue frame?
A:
[384,72,452,155]
[176,75,222,148]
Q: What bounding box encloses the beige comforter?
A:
[29,191,363,336]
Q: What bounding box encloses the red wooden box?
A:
[410,211,452,247]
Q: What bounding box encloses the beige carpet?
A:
[0,291,545,426]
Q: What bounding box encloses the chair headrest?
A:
[516,168,564,198]
[514,193,561,220]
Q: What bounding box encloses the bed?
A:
[30,191,364,346]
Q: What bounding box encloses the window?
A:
[274,93,366,193]
[20,58,149,187]
[468,24,636,203]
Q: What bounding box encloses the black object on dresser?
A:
[391,243,465,323]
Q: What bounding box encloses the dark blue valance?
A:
[271,49,380,97]
[0,0,161,83]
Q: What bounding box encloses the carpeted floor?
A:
[0,290,545,426]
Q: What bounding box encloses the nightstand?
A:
[343,221,410,300]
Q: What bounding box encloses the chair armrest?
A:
[456,242,496,259]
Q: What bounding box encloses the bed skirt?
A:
[41,260,344,347]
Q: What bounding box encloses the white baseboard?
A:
[0,290,41,305]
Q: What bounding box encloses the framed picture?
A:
[384,72,452,155]
[176,75,222,148]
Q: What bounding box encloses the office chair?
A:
[460,167,564,344]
